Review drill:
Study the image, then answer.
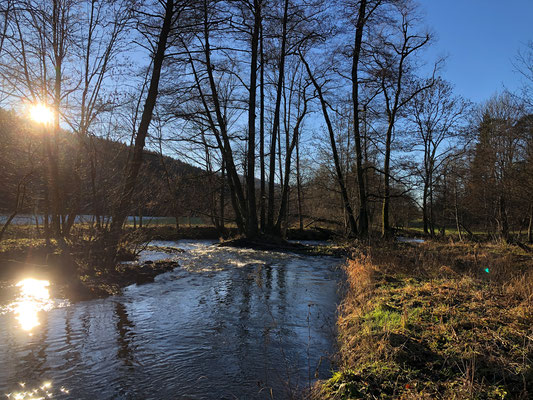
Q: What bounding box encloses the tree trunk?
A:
[157,135,180,232]
[454,185,463,242]
[498,194,509,241]
[43,127,62,237]
[259,19,266,232]
[382,121,393,237]
[296,132,303,232]
[245,0,261,238]
[0,180,27,241]
[44,189,50,246]
[89,138,101,229]
[267,0,289,233]
[51,0,63,238]
[301,55,357,236]
[527,203,533,243]
[352,0,369,237]
[34,207,41,236]
[106,0,174,263]
[220,159,225,234]
[64,146,82,236]
[422,181,429,235]
[429,172,435,236]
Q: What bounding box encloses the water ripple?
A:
[1,240,342,399]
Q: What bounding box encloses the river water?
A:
[0,240,342,399]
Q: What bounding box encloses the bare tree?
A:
[62,0,132,235]
[0,0,80,237]
[409,78,470,235]
[301,52,358,235]
[275,64,311,232]
[266,0,290,233]
[351,0,381,236]
[514,41,533,110]
[469,94,527,241]
[107,0,182,262]
[368,3,434,237]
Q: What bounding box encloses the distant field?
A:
[403,219,529,238]
[0,214,211,227]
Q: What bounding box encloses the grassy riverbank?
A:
[319,240,533,399]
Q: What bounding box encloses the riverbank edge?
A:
[0,226,340,300]
[315,239,533,399]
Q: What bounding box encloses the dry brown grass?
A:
[319,240,533,400]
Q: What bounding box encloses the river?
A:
[0,240,342,399]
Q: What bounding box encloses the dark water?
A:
[0,240,342,399]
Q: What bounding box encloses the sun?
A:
[29,103,54,125]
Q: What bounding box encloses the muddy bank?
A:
[67,259,179,300]
[133,225,335,241]
[219,235,346,257]
[0,241,184,301]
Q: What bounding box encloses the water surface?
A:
[0,240,342,399]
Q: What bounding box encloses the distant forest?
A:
[0,108,216,225]
[0,108,389,233]
[0,0,532,248]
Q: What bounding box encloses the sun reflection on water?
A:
[5,381,69,399]
[14,278,53,332]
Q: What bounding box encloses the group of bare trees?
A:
[0,0,532,260]
[434,94,533,243]
[0,0,135,246]
[154,0,447,239]
[297,0,441,237]
[424,41,533,243]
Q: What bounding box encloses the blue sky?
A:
[420,0,533,103]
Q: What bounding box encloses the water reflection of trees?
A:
[115,302,135,369]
